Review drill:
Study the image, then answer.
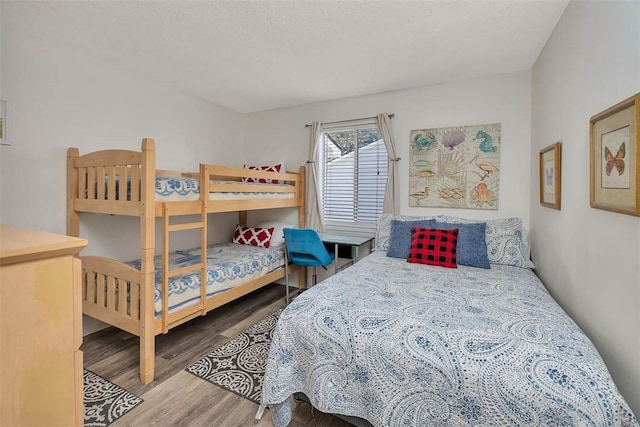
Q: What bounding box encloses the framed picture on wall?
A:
[539,142,561,210]
[590,93,640,216]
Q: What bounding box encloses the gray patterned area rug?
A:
[186,309,281,404]
[84,369,143,427]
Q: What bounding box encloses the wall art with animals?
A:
[409,122,501,209]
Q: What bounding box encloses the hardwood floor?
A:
[82,284,352,427]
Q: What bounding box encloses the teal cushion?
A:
[387,219,437,259]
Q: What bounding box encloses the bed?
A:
[262,215,638,426]
[67,138,306,384]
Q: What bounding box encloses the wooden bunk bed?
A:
[67,138,306,384]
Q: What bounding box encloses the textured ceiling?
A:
[3,0,569,113]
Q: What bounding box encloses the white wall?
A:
[0,29,245,259]
[0,29,246,335]
[244,70,532,227]
[531,0,640,415]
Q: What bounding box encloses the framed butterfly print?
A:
[590,92,640,216]
[539,142,561,209]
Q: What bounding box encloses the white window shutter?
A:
[319,125,387,234]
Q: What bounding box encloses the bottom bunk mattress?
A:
[127,243,284,316]
[262,250,637,427]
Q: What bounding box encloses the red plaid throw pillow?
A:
[407,227,458,268]
[242,164,283,184]
[232,224,275,248]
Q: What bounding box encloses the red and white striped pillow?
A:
[232,224,275,248]
[242,163,283,184]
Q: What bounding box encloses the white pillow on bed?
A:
[255,221,295,248]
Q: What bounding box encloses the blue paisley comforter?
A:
[262,251,637,426]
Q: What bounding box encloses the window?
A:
[318,122,388,235]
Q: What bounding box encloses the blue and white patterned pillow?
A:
[436,216,534,269]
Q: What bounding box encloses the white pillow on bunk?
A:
[255,221,295,248]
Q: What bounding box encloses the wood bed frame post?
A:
[161,204,170,334]
[67,148,80,237]
[199,163,209,316]
[139,138,156,384]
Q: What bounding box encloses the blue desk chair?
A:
[282,228,335,303]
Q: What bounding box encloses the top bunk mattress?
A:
[93,176,295,202]
[156,177,295,202]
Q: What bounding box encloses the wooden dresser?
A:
[0,225,87,426]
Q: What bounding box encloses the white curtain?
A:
[376,113,400,215]
[306,121,325,231]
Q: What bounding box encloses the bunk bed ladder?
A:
[160,202,208,334]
